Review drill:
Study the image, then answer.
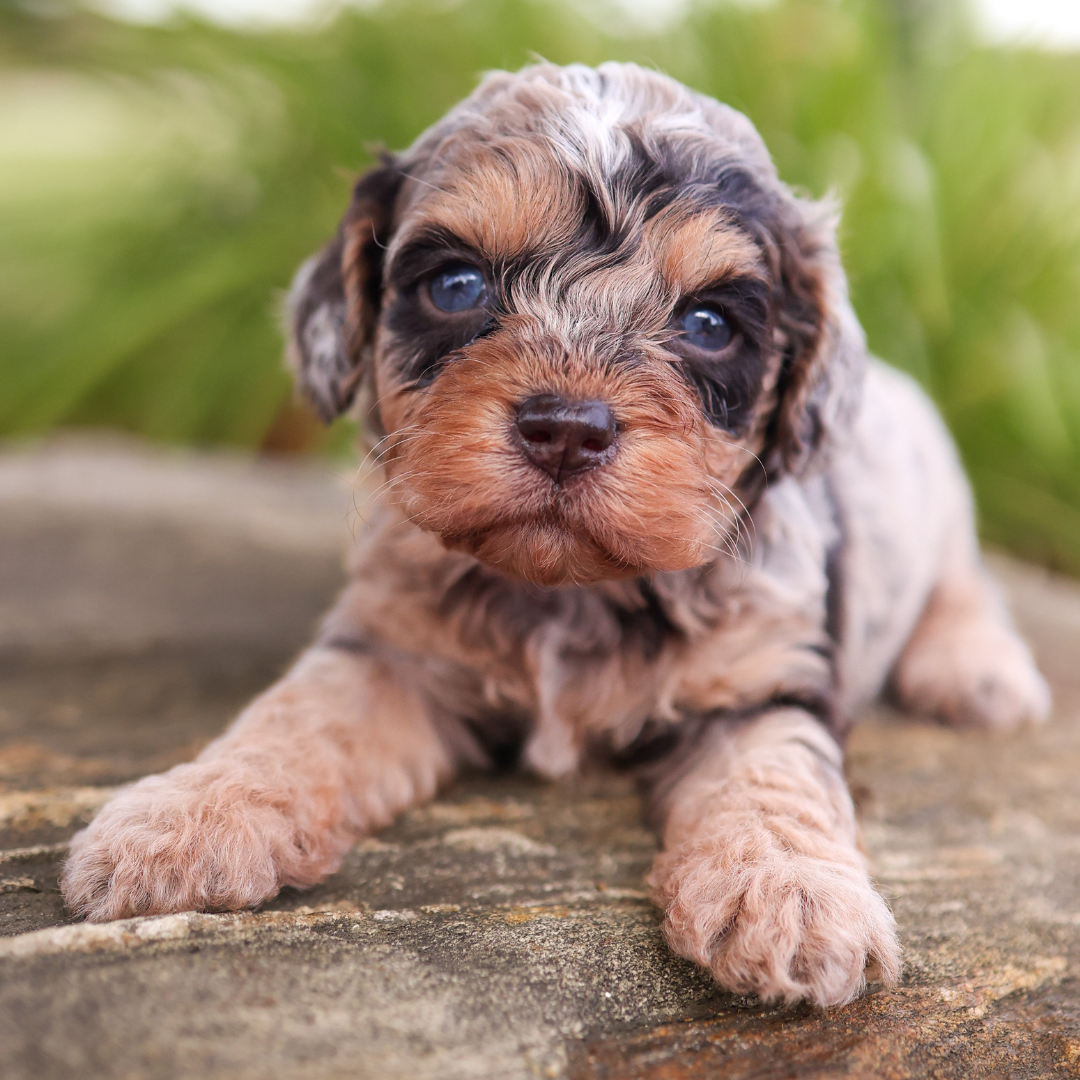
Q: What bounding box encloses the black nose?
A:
[515,394,617,484]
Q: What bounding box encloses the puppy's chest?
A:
[431,567,834,777]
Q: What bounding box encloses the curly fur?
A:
[63,62,1048,1008]
[648,711,900,1006]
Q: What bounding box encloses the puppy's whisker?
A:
[349,430,431,528]
[696,504,732,530]
[691,504,743,559]
[706,499,742,555]
[691,515,740,562]
[354,427,423,480]
[727,442,769,488]
[354,470,423,522]
[704,479,755,560]
[707,478,754,531]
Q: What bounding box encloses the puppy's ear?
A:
[767,197,866,476]
[286,156,404,422]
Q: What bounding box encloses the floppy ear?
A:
[765,196,866,476]
[286,155,404,422]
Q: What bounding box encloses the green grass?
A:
[3,0,1080,569]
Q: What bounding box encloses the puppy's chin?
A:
[435,517,712,587]
[392,441,722,586]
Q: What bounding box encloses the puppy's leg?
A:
[648,709,900,1007]
[892,536,1050,731]
[61,646,455,922]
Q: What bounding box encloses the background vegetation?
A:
[3,0,1080,569]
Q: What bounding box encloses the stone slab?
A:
[1,438,1079,1079]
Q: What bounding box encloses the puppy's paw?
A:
[61,761,334,922]
[650,834,900,1008]
[894,617,1050,730]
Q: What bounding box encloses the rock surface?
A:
[2,436,1080,1079]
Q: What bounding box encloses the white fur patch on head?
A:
[401,61,780,214]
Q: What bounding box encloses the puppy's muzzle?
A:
[515,394,617,484]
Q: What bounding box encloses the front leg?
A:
[61,646,455,922]
[647,708,900,1007]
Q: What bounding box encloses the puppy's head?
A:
[288,63,864,586]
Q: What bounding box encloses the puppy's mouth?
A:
[437,504,637,587]
[406,466,714,588]
[385,376,721,586]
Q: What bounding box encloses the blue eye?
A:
[680,305,733,351]
[429,263,487,313]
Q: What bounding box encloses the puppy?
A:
[61,62,1050,1007]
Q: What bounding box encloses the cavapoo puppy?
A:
[61,62,1050,1007]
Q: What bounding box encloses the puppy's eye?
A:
[429,263,487,313]
[680,305,733,352]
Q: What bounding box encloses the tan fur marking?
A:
[645,207,765,294]
[394,139,584,263]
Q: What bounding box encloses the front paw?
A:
[650,834,900,1008]
[61,761,332,922]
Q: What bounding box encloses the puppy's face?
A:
[290,64,861,586]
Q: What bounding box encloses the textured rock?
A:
[1,437,1079,1079]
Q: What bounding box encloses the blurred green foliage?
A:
[2,0,1080,569]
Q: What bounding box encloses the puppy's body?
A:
[325,360,1017,775]
[61,63,1049,1007]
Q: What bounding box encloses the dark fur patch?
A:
[607,579,683,660]
[383,291,495,388]
[460,710,530,771]
[667,275,771,432]
[822,478,847,648]
[607,717,685,768]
